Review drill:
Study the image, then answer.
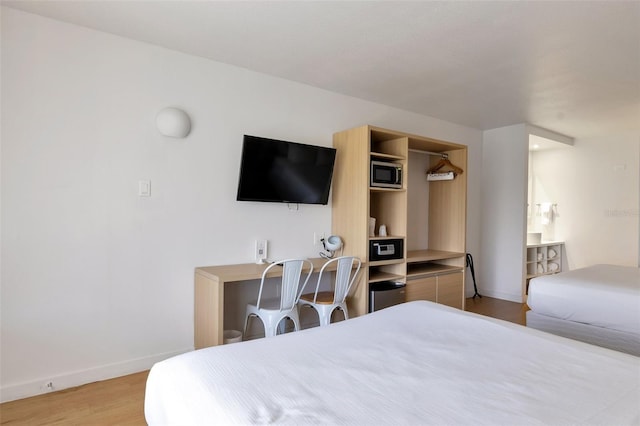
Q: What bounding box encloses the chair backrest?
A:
[313,256,362,304]
[256,259,313,311]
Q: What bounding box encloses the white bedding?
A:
[146,301,640,425]
[527,264,640,334]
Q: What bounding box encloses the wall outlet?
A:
[314,232,325,246]
[255,240,268,264]
[41,381,54,392]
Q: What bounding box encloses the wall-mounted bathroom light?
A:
[156,107,191,138]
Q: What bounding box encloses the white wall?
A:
[0,8,482,401]
[479,124,529,302]
[530,134,639,268]
[483,125,639,304]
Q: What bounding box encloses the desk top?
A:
[195,257,340,282]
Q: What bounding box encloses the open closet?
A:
[331,125,467,317]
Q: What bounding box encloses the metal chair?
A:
[298,256,361,326]
[243,259,313,338]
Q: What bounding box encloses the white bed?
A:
[145,301,640,425]
[527,264,640,355]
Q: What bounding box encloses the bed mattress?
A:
[526,310,640,356]
[527,264,640,334]
[145,301,640,425]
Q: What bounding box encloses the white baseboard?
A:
[0,347,192,403]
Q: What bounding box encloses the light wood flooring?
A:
[1,296,527,425]
[465,294,528,326]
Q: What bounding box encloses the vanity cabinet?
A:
[525,241,564,294]
[406,276,437,302]
[331,125,467,316]
[405,274,464,308]
[526,242,564,278]
[406,250,465,309]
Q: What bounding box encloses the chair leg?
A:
[277,319,286,335]
[243,314,252,338]
[318,306,333,327]
[298,303,317,329]
[342,307,349,320]
[265,324,278,338]
[340,303,350,320]
[289,310,301,331]
[262,313,283,338]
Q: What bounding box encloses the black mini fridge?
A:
[369,281,406,313]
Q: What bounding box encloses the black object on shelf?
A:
[466,253,481,299]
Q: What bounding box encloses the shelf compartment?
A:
[370,191,407,239]
[368,270,405,283]
[370,133,408,159]
[407,249,465,263]
[406,249,465,280]
[407,263,463,279]
[524,242,564,282]
[369,258,405,267]
[370,151,405,161]
[369,235,405,241]
[369,187,407,193]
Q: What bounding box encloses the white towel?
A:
[548,262,559,272]
[537,263,544,274]
[548,249,557,259]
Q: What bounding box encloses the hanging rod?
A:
[408,148,448,159]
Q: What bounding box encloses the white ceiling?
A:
[3,1,639,139]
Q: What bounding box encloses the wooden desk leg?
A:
[194,272,224,349]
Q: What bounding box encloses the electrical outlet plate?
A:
[138,180,151,197]
[255,240,268,264]
[314,232,325,246]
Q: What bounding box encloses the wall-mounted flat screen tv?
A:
[236,135,337,205]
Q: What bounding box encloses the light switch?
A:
[138,180,151,197]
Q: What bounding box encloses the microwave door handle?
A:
[395,167,401,185]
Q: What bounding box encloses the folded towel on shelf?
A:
[548,262,559,272]
[537,263,544,274]
[548,248,557,259]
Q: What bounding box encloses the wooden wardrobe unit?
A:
[332,125,467,317]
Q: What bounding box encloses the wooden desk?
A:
[194,258,352,349]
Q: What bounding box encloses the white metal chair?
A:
[243,259,313,338]
[298,256,362,326]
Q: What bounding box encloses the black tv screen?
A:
[236,135,337,205]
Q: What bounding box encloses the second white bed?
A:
[527,264,640,333]
[527,264,640,355]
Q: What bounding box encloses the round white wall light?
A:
[321,235,343,259]
[324,235,343,252]
[156,107,191,138]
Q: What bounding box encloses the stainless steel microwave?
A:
[371,160,403,189]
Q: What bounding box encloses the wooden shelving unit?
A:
[332,125,467,315]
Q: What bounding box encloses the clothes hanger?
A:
[426,155,464,176]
